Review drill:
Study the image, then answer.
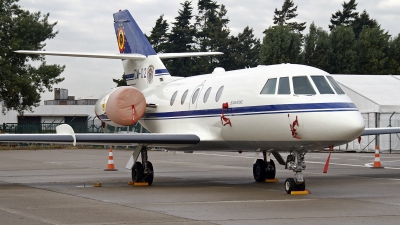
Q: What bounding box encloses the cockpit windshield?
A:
[292,76,316,95]
[327,76,345,94]
[311,76,334,94]
[260,75,346,95]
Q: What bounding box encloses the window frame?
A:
[260,78,277,95]
[181,89,189,105]
[203,87,212,103]
[170,91,178,106]
[277,77,291,95]
[215,86,224,102]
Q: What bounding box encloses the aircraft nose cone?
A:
[333,111,365,141]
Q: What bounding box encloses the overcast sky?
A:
[17,0,400,103]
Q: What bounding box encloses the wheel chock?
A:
[93,182,102,187]
[265,178,279,183]
[290,190,310,195]
[128,181,134,186]
[133,182,149,186]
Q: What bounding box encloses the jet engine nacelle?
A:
[95,86,146,126]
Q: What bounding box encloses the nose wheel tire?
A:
[284,178,306,194]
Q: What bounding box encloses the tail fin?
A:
[113,10,170,90]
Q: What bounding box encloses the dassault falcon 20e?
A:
[2,9,400,194]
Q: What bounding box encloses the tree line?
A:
[130,0,400,81]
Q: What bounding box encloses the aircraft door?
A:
[189,83,204,110]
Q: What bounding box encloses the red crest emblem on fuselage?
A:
[117,27,125,53]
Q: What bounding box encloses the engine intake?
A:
[95,86,146,126]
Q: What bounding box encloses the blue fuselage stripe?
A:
[142,102,358,120]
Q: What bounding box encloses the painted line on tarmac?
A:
[193,153,400,170]
[146,199,315,205]
[0,205,59,225]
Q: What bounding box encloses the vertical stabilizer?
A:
[113,10,170,90]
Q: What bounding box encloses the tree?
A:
[194,0,230,74]
[303,22,330,71]
[356,26,389,74]
[329,0,359,31]
[0,0,65,114]
[259,25,302,65]
[273,0,306,33]
[112,73,127,87]
[388,35,400,75]
[328,26,357,74]
[146,14,169,53]
[228,26,260,70]
[352,10,378,38]
[164,0,196,77]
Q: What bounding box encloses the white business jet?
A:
[2,9,400,194]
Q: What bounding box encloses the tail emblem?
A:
[117,27,125,53]
[147,65,154,84]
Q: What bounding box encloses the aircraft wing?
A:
[157,52,223,59]
[15,50,146,60]
[361,127,400,136]
[0,133,200,148]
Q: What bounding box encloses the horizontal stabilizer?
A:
[158,52,223,59]
[361,127,400,136]
[15,50,146,60]
[0,133,200,147]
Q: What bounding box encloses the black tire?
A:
[265,159,276,179]
[144,161,154,185]
[284,178,296,194]
[253,159,266,182]
[132,162,144,182]
[296,181,306,191]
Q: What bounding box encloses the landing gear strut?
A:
[131,146,154,185]
[284,151,306,194]
[253,151,276,182]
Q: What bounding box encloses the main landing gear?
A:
[284,151,306,194]
[131,146,154,185]
[253,151,276,181]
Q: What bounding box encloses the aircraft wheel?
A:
[284,178,296,194]
[132,162,144,182]
[265,159,276,179]
[144,161,154,185]
[253,159,266,182]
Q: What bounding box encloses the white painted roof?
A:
[332,75,400,112]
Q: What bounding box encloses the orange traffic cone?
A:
[104,148,118,171]
[371,145,384,169]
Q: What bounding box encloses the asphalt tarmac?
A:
[1,149,400,225]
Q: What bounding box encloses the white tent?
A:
[333,75,400,152]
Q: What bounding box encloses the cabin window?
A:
[216,86,224,102]
[181,89,189,104]
[192,88,200,104]
[170,91,178,106]
[292,76,316,95]
[260,78,277,94]
[311,76,334,94]
[203,87,211,103]
[278,77,290,94]
[327,76,345,94]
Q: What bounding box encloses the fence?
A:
[0,117,148,134]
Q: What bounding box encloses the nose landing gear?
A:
[284,151,307,194]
